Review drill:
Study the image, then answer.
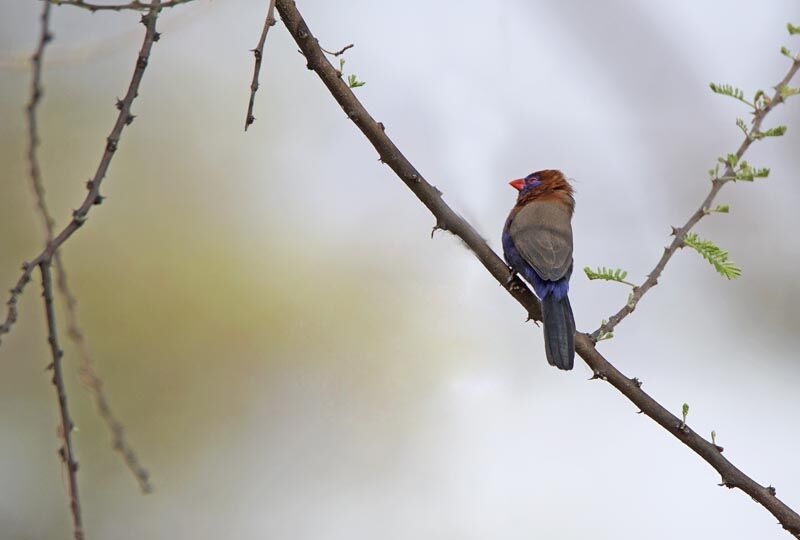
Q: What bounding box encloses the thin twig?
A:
[3,0,56,347]
[273,1,800,536]
[321,43,354,57]
[49,0,192,12]
[40,261,84,540]
[27,0,55,241]
[592,59,800,341]
[0,0,164,347]
[26,0,151,494]
[244,0,277,131]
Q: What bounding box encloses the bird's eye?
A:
[526,174,541,187]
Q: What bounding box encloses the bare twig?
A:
[2,0,56,347]
[273,1,800,536]
[40,261,84,540]
[592,59,800,341]
[26,0,151,494]
[321,43,354,57]
[244,0,277,131]
[1,0,163,346]
[27,0,55,241]
[49,0,192,12]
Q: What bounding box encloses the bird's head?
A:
[509,172,543,194]
[509,169,575,210]
[510,169,570,195]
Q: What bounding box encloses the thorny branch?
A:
[593,58,800,341]
[40,262,84,540]
[272,0,800,536]
[1,1,164,345]
[244,0,277,131]
[26,0,151,494]
[48,0,192,12]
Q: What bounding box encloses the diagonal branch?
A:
[40,261,84,540]
[272,1,800,536]
[27,0,152,494]
[1,1,163,347]
[593,58,800,341]
[244,0,277,131]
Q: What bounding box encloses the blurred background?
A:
[1,1,799,538]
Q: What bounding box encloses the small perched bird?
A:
[502,169,576,370]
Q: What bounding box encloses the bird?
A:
[502,169,576,370]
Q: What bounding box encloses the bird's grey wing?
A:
[509,201,573,281]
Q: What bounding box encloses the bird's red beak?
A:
[509,179,525,191]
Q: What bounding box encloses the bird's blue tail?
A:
[541,294,575,370]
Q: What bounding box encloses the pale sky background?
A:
[1,1,799,539]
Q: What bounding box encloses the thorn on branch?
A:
[588,370,607,381]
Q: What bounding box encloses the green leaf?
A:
[709,82,755,108]
[596,319,614,341]
[718,153,739,168]
[753,125,787,139]
[779,85,800,99]
[735,161,769,181]
[347,74,366,88]
[584,266,635,287]
[712,204,730,213]
[682,403,690,423]
[781,46,795,59]
[754,89,771,109]
[683,233,741,279]
[735,117,749,137]
[788,22,800,35]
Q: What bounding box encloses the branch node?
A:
[72,210,87,225]
[630,377,643,388]
[767,485,777,496]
